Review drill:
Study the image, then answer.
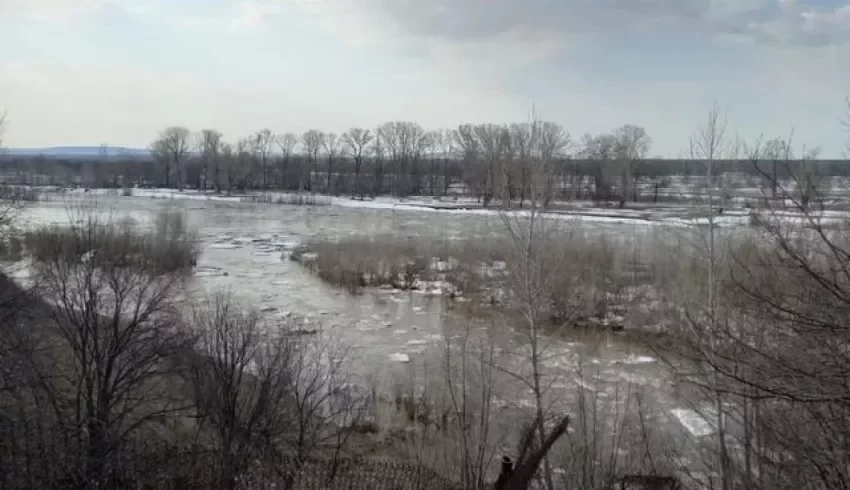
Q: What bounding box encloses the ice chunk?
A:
[621,355,656,364]
[671,408,715,437]
[388,353,410,363]
[210,243,240,249]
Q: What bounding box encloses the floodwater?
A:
[17,195,714,473]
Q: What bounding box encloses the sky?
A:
[0,0,848,157]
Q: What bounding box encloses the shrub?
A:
[295,235,509,296]
[23,209,200,274]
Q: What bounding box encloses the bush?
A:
[23,209,200,274]
[295,235,508,296]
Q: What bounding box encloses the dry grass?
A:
[291,235,509,296]
[292,227,769,337]
[246,193,332,206]
[23,209,200,274]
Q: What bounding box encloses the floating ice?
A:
[671,408,715,437]
[210,243,240,249]
[621,355,656,364]
[388,353,410,363]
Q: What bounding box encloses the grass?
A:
[290,227,770,336]
[23,209,200,274]
[290,235,508,296]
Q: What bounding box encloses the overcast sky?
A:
[1,0,848,156]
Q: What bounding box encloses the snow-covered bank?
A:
[33,186,762,228]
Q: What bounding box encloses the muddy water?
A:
[19,196,701,460]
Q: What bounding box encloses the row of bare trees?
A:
[145,122,666,206]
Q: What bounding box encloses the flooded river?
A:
[16,194,713,473]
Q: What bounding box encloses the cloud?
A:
[274,0,850,50]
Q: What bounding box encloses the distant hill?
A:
[1,146,152,159]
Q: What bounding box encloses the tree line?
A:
[2,119,846,206]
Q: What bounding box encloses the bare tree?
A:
[494,115,580,490]
[433,129,455,197]
[322,132,341,195]
[686,102,732,490]
[0,112,26,229]
[25,208,194,488]
[613,124,651,207]
[276,132,299,190]
[760,136,793,199]
[378,122,426,196]
[371,128,386,197]
[579,132,618,202]
[220,142,235,196]
[536,122,570,207]
[199,129,223,193]
[342,128,373,199]
[453,124,482,201]
[151,126,191,190]
[185,292,298,489]
[234,137,253,192]
[474,124,508,207]
[253,129,275,190]
[302,130,324,192]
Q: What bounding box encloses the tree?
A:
[371,128,386,197]
[342,128,373,199]
[433,129,455,196]
[221,142,237,195]
[276,133,299,190]
[535,122,570,207]
[495,115,578,490]
[473,124,508,207]
[227,138,252,192]
[378,121,426,197]
[25,208,195,488]
[151,126,191,190]
[453,124,482,201]
[613,124,650,207]
[322,132,341,195]
[185,292,298,489]
[0,111,24,229]
[253,129,275,190]
[199,129,223,192]
[686,102,732,489]
[760,136,793,199]
[579,132,617,201]
[302,130,324,192]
